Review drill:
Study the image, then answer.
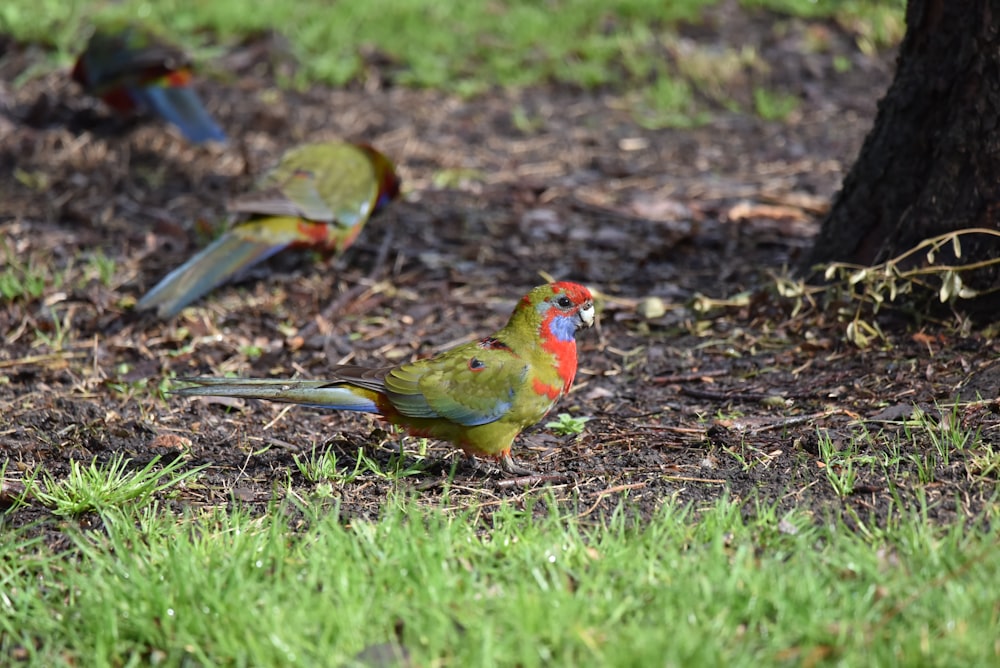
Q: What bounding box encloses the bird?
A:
[175,282,595,475]
[136,140,401,318]
[72,23,227,144]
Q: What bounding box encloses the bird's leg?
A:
[463,452,484,472]
[498,452,536,476]
[460,452,535,477]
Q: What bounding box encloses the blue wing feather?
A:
[135,85,226,144]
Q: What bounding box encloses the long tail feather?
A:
[135,85,226,144]
[137,231,290,318]
[175,377,379,413]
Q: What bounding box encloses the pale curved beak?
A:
[578,302,595,328]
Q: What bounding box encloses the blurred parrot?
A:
[176,282,596,475]
[72,23,227,144]
[136,140,401,318]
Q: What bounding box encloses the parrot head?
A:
[356,143,402,213]
[540,281,595,336]
[506,281,594,395]
[514,282,595,341]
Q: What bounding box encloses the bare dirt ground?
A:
[2,8,998,539]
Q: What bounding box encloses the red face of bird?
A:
[522,282,595,342]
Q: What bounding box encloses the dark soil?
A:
[2,8,998,541]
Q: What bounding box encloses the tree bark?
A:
[808,0,1000,293]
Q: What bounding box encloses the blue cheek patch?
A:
[548,314,577,342]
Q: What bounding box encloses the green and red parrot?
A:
[136,140,401,318]
[72,23,226,144]
[175,282,595,474]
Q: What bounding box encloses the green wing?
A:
[228,141,378,226]
[382,344,527,427]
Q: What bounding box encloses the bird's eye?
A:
[556,296,573,308]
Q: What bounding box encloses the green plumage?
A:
[137,140,400,318]
[176,282,595,474]
[230,142,391,226]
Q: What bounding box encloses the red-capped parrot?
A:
[175,282,595,474]
[72,23,226,144]
[137,140,401,318]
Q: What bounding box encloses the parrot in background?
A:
[175,282,596,475]
[136,140,401,318]
[72,23,227,144]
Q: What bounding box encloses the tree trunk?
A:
[807,0,1000,295]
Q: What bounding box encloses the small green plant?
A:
[724,440,782,473]
[106,377,152,400]
[817,430,858,497]
[0,459,38,513]
[0,243,51,301]
[967,442,1000,479]
[895,404,976,478]
[294,446,363,484]
[32,454,205,516]
[920,404,978,465]
[240,344,265,359]
[752,86,799,121]
[0,267,47,300]
[724,442,753,472]
[907,451,936,484]
[877,437,905,476]
[83,249,116,288]
[637,76,709,129]
[32,307,72,352]
[775,228,1000,347]
[546,413,591,436]
[296,441,427,483]
[357,447,426,480]
[510,105,544,134]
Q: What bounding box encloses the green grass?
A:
[293,443,428,485]
[728,404,998,503]
[753,86,800,121]
[0,238,58,302]
[82,249,116,289]
[1,494,996,666]
[1,0,904,107]
[31,454,205,516]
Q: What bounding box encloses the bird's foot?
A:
[456,453,536,477]
[498,453,536,476]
